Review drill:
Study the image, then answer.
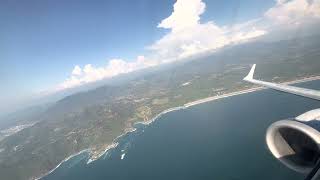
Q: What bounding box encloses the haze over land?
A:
[1,0,320,179]
[1,0,320,116]
[1,35,320,180]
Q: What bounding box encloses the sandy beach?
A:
[35,74,320,180]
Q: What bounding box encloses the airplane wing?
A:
[244,64,320,180]
[243,64,320,101]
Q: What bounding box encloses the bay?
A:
[43,80,320,180]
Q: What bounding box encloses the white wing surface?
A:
[243,64,320,101]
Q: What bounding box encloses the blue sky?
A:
[1,0,319,114]
[0,0,273,92]
[0,0,173,92]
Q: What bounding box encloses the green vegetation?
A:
[0,36,320,180]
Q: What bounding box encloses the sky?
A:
[1,0,320,114]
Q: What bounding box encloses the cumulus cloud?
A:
[56,0,320,91]
[261,0,320,40]
[72,65,82,76]
[266,0,320,24]
[158,0,205,32]
[57,56,157,90]
[149,0,266,60]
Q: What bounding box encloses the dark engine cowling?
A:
[266,109,320,173]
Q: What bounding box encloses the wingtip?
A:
[243,64,256,81]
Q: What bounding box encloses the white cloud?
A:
[261,0,320,40]
[230,29,267,42]
[265,0,320,25]
[158,0,205,32]
[149,0,266,60]
[276,0,288,5]
[57,55,157,91]
[72,65,82,76]
[55,0,320,92]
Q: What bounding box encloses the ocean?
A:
[42,80,320,180]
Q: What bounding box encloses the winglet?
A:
[243,64,256,81]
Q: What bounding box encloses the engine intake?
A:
[266,119,320,173]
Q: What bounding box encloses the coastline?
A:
[186,75,320,107]
[36,74,320,180]
[86,142,119,164]
[34,149,90,180]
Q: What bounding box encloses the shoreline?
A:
[34,149,90,180]
[36,74,320,180]
[185,75,320,107]
[86,142,119,164]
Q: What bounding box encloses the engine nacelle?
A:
[266,109,320,173]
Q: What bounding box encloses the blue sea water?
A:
[43,80,320,180]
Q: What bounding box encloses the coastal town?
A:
[0,35,320,180]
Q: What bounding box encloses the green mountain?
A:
[0,36,320,180]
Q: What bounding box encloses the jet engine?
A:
[266,109,320,173]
